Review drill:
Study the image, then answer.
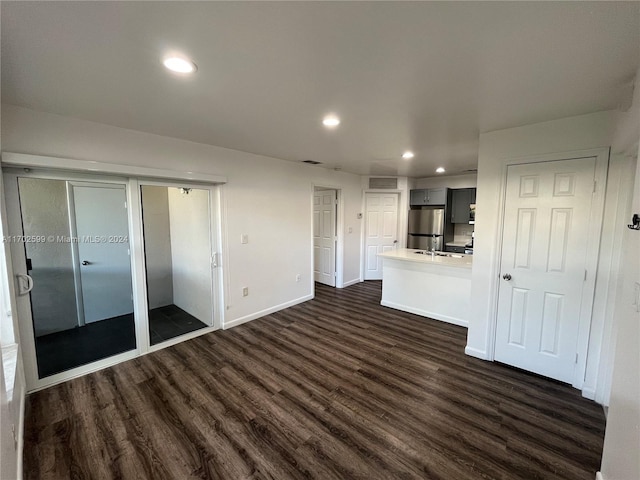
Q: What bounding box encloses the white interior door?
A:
[364,193,399,280]
[72,184,134,323]
[495,157,597,383]
[313,189,336,286]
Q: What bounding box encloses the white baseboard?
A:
[582,386,597,401]
[340,278,362,288]
[596,471,604,480]
[380,300,468,328]
[223,294,313,330]
[464,346,490,360]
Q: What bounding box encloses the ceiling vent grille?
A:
[302,160,322,165]
[369,177,398,189]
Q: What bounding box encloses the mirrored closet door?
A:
[140,185,214,346]
[6,174,136,380]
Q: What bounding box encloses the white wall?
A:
[599,151,640,480]
[598,67,640,480]
[1,105,364,328]
[140,185,173,309]
[167,187,212,323]
[414,173,477,189]
[466,110,625,398]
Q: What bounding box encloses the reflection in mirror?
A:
[17,178,136,378]
[141,185,213,345]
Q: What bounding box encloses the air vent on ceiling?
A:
[464,169,478,173]
[302,160,322,165]
[369,177,398,189]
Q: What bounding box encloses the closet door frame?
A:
[135,179,223,354]
[3,165,225,392]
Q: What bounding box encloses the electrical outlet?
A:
[242,287,249,297]
[241,234,248,244]
[296,274,301,282]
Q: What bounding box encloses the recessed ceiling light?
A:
[322,115,340,128]
[436,167,446,174]
[402,151,414,160]
[163,56,197,74]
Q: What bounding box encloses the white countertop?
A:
[378,248,472,268]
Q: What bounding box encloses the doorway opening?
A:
[16,177,135,378]
[493,153,608,387]
[140,184,214,345]
[363,192,399,280]
[313,187,338,287]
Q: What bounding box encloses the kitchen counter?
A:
[378,248,472,327]
[378,249,472,268]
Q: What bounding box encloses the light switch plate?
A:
[634,282,640,312]
[241,234,248,244]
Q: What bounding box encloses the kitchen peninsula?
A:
[378,249,472,327]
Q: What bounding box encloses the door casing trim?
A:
[361,191,401,281]
[311,184,344,289]
[488,147,610,390]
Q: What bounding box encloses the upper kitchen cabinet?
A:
[409,188,447,206]
[450,188,477,223]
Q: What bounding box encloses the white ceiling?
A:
[2,2,639,177]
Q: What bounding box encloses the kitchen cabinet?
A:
[450,188,476,223]
[409,188,447,206]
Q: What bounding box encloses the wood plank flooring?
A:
[24,281,605,480]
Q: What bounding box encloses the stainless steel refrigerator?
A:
[407,208,445,251]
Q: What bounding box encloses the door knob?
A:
[502,273,512,281]
[82,260,91,266]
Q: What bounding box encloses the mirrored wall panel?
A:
[140,185,213,345]
[17,178,136,378]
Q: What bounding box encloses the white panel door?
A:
[313,190,336,286]
[495,157,597,383]
[73,184,134,323]
[364,193,399,280]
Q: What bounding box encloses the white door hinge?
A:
[584,269,587,281]
[593,181,597,193]
[211,253,219,268]
[575,353,579,364]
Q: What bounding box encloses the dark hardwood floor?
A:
[24,281,605,480]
